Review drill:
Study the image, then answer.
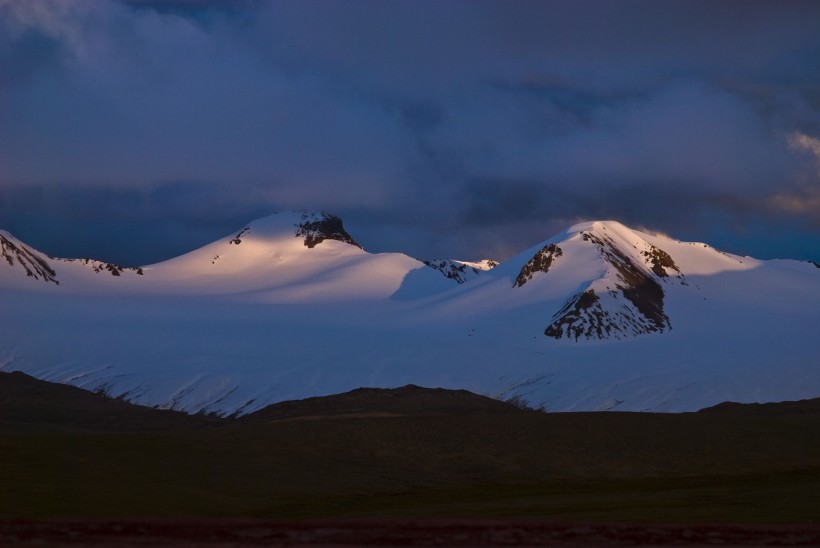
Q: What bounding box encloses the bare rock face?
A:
[421,259,480,284]
[63,258,144,277]
[423,259,472,284]
[0,234,59,285]
[545,289,608,340]
[545,231,671,341]
[641,244,680,278]
[514,244,563,288]
[583,231,670,333]
[295,213,363,250]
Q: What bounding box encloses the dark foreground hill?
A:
[0,371,219,432]
[240,383,527,421]
[2,371,820,545]
[0,371,524,431]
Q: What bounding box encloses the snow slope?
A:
[1,212,451,300]
[1,214,818,415]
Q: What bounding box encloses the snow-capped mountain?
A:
[1,212,453,299]
[1,213,818,415]
[517,223,680,340]
[1,230,145,288]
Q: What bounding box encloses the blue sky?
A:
[1,0,819,265]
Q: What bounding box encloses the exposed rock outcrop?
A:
[295,213,363,250]
[514,244,562,287]
[641,244,680,278]
[229,227,250,245]
[0,234,59,285]
[545,289,607,340]
[63,258,144,277]
[422,258,496,284]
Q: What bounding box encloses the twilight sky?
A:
[1,0,819,266]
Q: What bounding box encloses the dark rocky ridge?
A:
[295,213,363,250]
[514,244,562,287]
[422,259,487,284]
[0,234,58,285]
[1,234,144,285]
[63,258,143,276]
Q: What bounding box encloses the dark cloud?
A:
[125,0,255,16]
[0,182,275,265]
[0,28,62,88]
[0,0,819,264]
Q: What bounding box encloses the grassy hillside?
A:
[2,371,820,522]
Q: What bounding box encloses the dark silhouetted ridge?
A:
[241,384,526,422]
[0,371,218,431]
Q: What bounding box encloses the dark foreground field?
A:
[2,371,820,546]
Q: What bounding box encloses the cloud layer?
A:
[1,0,819,264]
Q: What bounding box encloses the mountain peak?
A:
[544,226,672,340]
[228,211,363,251]
[294,212,363,250]
[567,219,631,233]
[504,220,684,341]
